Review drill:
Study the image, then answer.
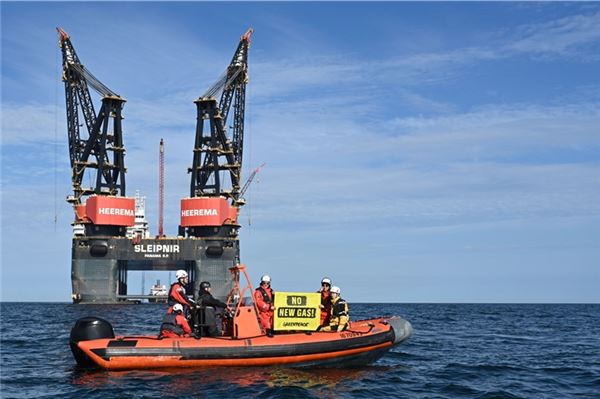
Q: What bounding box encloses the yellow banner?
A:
[273,292,321,331]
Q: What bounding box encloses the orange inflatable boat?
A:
[69,266,412,370]
[70,315,411,370]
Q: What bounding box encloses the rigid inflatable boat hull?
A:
[74,316,412,370]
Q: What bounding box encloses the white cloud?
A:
[1,103,64,145]
[507,11,600,56]
[384,103,600,162]
[246,160,600,230]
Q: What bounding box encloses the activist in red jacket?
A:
[254,274,275,337]
[159,304,192,338]
[318,277,332,326]
[168,269,195,314]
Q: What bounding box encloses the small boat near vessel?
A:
[70,265,412,370]
[70,315,411,370]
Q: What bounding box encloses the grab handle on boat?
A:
[346,322,375,335]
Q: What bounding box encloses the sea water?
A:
[1,303,599,398]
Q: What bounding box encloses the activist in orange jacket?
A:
[318,277,332,326]
[254,274,275,337]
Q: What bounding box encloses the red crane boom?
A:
[158,138,165,237]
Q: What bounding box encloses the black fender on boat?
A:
[70,317,115,368]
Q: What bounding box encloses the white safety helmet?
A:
[175,270,188,279]
[321,277,332,285]
[261,274,271,284]
[330,286,341,295]
[173,303,184,313]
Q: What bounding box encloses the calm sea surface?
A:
[1,303,599,398]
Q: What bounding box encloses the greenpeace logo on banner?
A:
[98,207,134,216]
[181,209,218,217]
[282,321,309,328]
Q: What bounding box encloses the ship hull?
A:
[71,237,238,303]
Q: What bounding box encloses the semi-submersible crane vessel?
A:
[58,28,254,303]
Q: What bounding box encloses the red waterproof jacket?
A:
[319,289,332,326]
[168,281,194,313]
[160,313,192,338]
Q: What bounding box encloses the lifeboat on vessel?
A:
[70,265,412,370]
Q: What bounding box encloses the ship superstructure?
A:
[126,191,150,239]
[58,27,254,303]
[148,280,168,303]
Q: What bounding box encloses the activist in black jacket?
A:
[196,281,228,337]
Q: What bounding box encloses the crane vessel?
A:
[58,28,253,303]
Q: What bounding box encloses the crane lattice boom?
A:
[189,29,252,203]
[58,27,127,205]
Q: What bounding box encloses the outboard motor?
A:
[70,317,115,367]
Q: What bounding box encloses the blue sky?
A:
[1,2,599,302]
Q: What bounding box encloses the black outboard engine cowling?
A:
[70,317,115,367]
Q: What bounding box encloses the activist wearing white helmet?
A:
[330,286,341,295]
[172,303,184,313]
[175,270,188,279]
[261,275,271,284]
